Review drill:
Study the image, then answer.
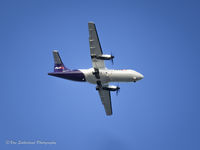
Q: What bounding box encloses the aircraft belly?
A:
[109,71,133,82]
[79,69,110,84]
[86,74,97,84]
[80,69,135,83]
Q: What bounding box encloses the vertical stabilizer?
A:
[53,50,69,72]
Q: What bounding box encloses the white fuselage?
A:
[80,68,144,84]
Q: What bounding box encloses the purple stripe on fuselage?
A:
[48,70,86,82]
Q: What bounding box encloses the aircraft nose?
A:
[136,72,144,80]
[140,73,144,79]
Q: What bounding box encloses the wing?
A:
[98,88,112,116]
[88,22,105,69]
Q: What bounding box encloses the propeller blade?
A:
[116,85,120,96]
[111,58,114,65]
[111,52,114,65]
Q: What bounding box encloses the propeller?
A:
[111,52,114,65]
[116,88,120,96]
[116,83,120,96]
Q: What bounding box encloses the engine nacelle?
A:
[96,85,120,91]
[91,54,114,60]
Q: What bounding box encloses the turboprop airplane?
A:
[48,22,144,116]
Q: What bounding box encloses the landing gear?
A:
[133,77,137,83]
[92,68,100,79]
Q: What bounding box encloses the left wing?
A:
[88,22,105,69]
[98,87,112,116]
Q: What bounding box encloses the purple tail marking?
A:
[53,50,70,72]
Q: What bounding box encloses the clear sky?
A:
[0,0,200,150]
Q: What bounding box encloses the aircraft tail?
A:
[53,50,70,72]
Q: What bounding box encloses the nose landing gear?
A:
[133,76,137,83]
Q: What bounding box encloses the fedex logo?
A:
[55,66,64,69]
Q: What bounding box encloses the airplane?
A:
[48,22,144,116]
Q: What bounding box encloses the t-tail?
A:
[53,50,70,72]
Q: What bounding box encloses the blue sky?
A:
[0,0,200,150]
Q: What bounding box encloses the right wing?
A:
[98,88,112,116]
[88,22,105,69]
